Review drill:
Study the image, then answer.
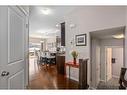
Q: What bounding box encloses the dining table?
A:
[40,52,56,68]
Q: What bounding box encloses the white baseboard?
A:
[112,75,119,79]
[88,87,96,90]
[100,79,105,82]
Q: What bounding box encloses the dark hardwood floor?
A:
[28,57,79,89]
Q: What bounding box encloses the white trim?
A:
[17,6,29,88]
[24,13,29,88]
[100,79,105,82]
[105,46,123,49]
[112,75,119,79]
[88,87,96,90]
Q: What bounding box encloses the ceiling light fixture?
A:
[41,8,51,15]
[112,34,124,39]
[56,24,60,27]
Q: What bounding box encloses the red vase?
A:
[73,58,76,65]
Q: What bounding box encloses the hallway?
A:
[28,58,79,89]
[97,78,119,89]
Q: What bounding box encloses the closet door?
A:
[0,6,27,89]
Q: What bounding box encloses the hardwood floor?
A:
[28,57,79,89]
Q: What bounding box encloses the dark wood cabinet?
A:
[61,22,65,46]
[79,59,89,89]
[56,55,65,75]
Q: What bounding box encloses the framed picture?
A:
[75,34,86,46]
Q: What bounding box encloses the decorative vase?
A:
[73,58,76,65]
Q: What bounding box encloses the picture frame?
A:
[75,34,87,46]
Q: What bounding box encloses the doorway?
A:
[105,47,123,82]
[90,26,125,89]
[28,6,79,89]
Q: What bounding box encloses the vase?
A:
[73,58,76,65]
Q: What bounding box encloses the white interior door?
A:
[96,46,100,85]
[91,39,100,87]
[0,6,27,89]
[106,48,112,81]
[112,47,123,78]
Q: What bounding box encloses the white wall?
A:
[64,6,126,86]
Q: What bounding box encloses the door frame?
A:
[90,37,101,88]
[89,26,125,88]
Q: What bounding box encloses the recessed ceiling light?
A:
[41,8,51,15]
[112,34,124,39]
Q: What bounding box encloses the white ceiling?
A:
[29,6,76,38]
[90,26,125,39]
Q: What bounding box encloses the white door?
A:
[106,48,112,81]
[0,6,27,89]
[91,39,100,87]
[112,47,123,78]
[96,45,100,85]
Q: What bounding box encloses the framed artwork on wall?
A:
[75,34,87,46]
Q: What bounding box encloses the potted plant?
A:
[71,50,78,64]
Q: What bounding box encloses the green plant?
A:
[71,50,78,58]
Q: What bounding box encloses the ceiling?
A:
[90,26,125,39]
[29,6,76,38]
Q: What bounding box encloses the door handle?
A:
[1,71,9,76]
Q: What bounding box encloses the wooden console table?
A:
[65,62,79,80]
[66,59,89,89]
